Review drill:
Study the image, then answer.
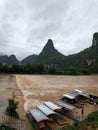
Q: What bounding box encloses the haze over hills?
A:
[57,32,98,68]
[0,55,19,64]
[0,32,98,71]
[21,54,38,64]
[21,32,98,69]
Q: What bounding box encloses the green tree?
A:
[6,99,19,118]
[48,67,57,74]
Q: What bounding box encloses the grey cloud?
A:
[0,0,98,60]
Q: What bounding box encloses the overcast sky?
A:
[0,0,98,60]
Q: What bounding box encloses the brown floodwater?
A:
[16,74,98,130]
[0,74,98,130]
[16,75,98,112]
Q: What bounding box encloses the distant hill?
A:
[60,32,98,68]
[21,33,98,72]
[0,55,19,64]
[21,39,65,65]
[0,32,98,72]
[21,54,38,64]
[36,39,65,64]
[37,33,98,70]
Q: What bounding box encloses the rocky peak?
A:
[92,32,98,46]
[38,39,57,56]
[9,55,16,59]
[0,54,19,64]
[44,39,54,50]
[8,55,19,64]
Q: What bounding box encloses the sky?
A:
[0,0,98,60]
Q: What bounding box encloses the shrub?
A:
[6,99,19,118]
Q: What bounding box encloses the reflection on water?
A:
[0,74,17,113]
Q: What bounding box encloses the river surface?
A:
[0,74,98,112]
[0,74,98,130]
[16,74,98,111]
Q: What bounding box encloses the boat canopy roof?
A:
[44,101,61,111]
[57,101,75,110]
[29,108,49,123]
[37,104,56,116]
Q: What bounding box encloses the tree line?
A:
[0,63,95,75]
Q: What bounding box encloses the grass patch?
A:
[60,111,98,130]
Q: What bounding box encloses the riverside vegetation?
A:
[0,63,91,75]
[0,99,19,130]
[59,111,98,130]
